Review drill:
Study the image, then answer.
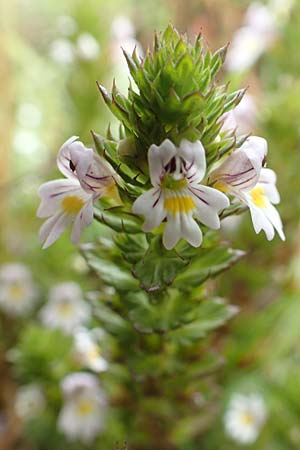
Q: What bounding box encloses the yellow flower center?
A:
[61,195,85,215]
[87,345,101,362]
[77,399,95,416]
[9,284,24,301]
[250,186,267,208]
[213,181,229,193]
[58,302,73,317]
[164,196,195,214]
[241,412,254,425]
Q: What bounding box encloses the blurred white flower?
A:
[73,328,108,372]
[224,393,267,444]
[226,2,278,72]
[56,15,78,36]
[16,103,42,128]
[0,263,38,317]
[50,38,75,64]
[111,16,143,94]
[40,282,90,334]
[14,384,45,421]
[58,372,106,443]
[76,33,100,61]
[221,94,257,135]
[269,0,295,24]
[13,129,46,157]
[111,15,135,41]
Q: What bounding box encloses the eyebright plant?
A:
[37,25,284,448]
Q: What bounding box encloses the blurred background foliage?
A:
[0,0,300,449]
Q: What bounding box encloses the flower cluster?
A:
[37,132,284,250]
[133,137,284,248]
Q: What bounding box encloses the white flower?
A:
[14,384,45,421]
[39,282,90,335]
[73,328,108,373]
[58,372,106,443]
[0,263,38,317]
[210,136,285,241]
[76,33,100,61]
[224,393,267,444]
[226,3,277,72]
[50,38,75,64]
[37,136,118,248]
[132,139,229,250]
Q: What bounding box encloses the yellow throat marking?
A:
[78,400,95,416]
[164,196,195,214]
[213,181,229,193]
[58,302,73,317]
[250,186,267,208]
[241,412,254,426]
[9,284,24,301]
[62,196,85,215]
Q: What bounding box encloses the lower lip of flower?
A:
[250,186,267,208]
[61,195,85,215]
[164,196,195,214]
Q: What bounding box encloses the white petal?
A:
[210,136,267,192]
[264,202,285,241]
[259,168,280,204]
[190,185,229,229]
[71,199,94,244]
[180,214,202,247]
[178,139,206,183]
[248,203,275,240]
[163,214,181,250]
[39,212,72,249]
[57,136,80,179]
[37,179,83,218]
[220,111,237,134]
[132,188,166,231]
[148,139,177,187]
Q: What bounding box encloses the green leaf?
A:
[94,207,143,234]
[173,247,245,290]
[169,298,238,343]
[83,247,139,291]
[132,236,189,292]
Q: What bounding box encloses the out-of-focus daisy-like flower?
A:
[14,384,45,421]
[49,38,75,64]
[132,139,229,249]
[58,372,106,443]
[226,2,278,73]
[0,263,38,317]
[37,136,119,248]
[73,328,108,372]
[76,33,100,61]
[39,282,90,334]
[210,136,285,241]
[224,393,267,444]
